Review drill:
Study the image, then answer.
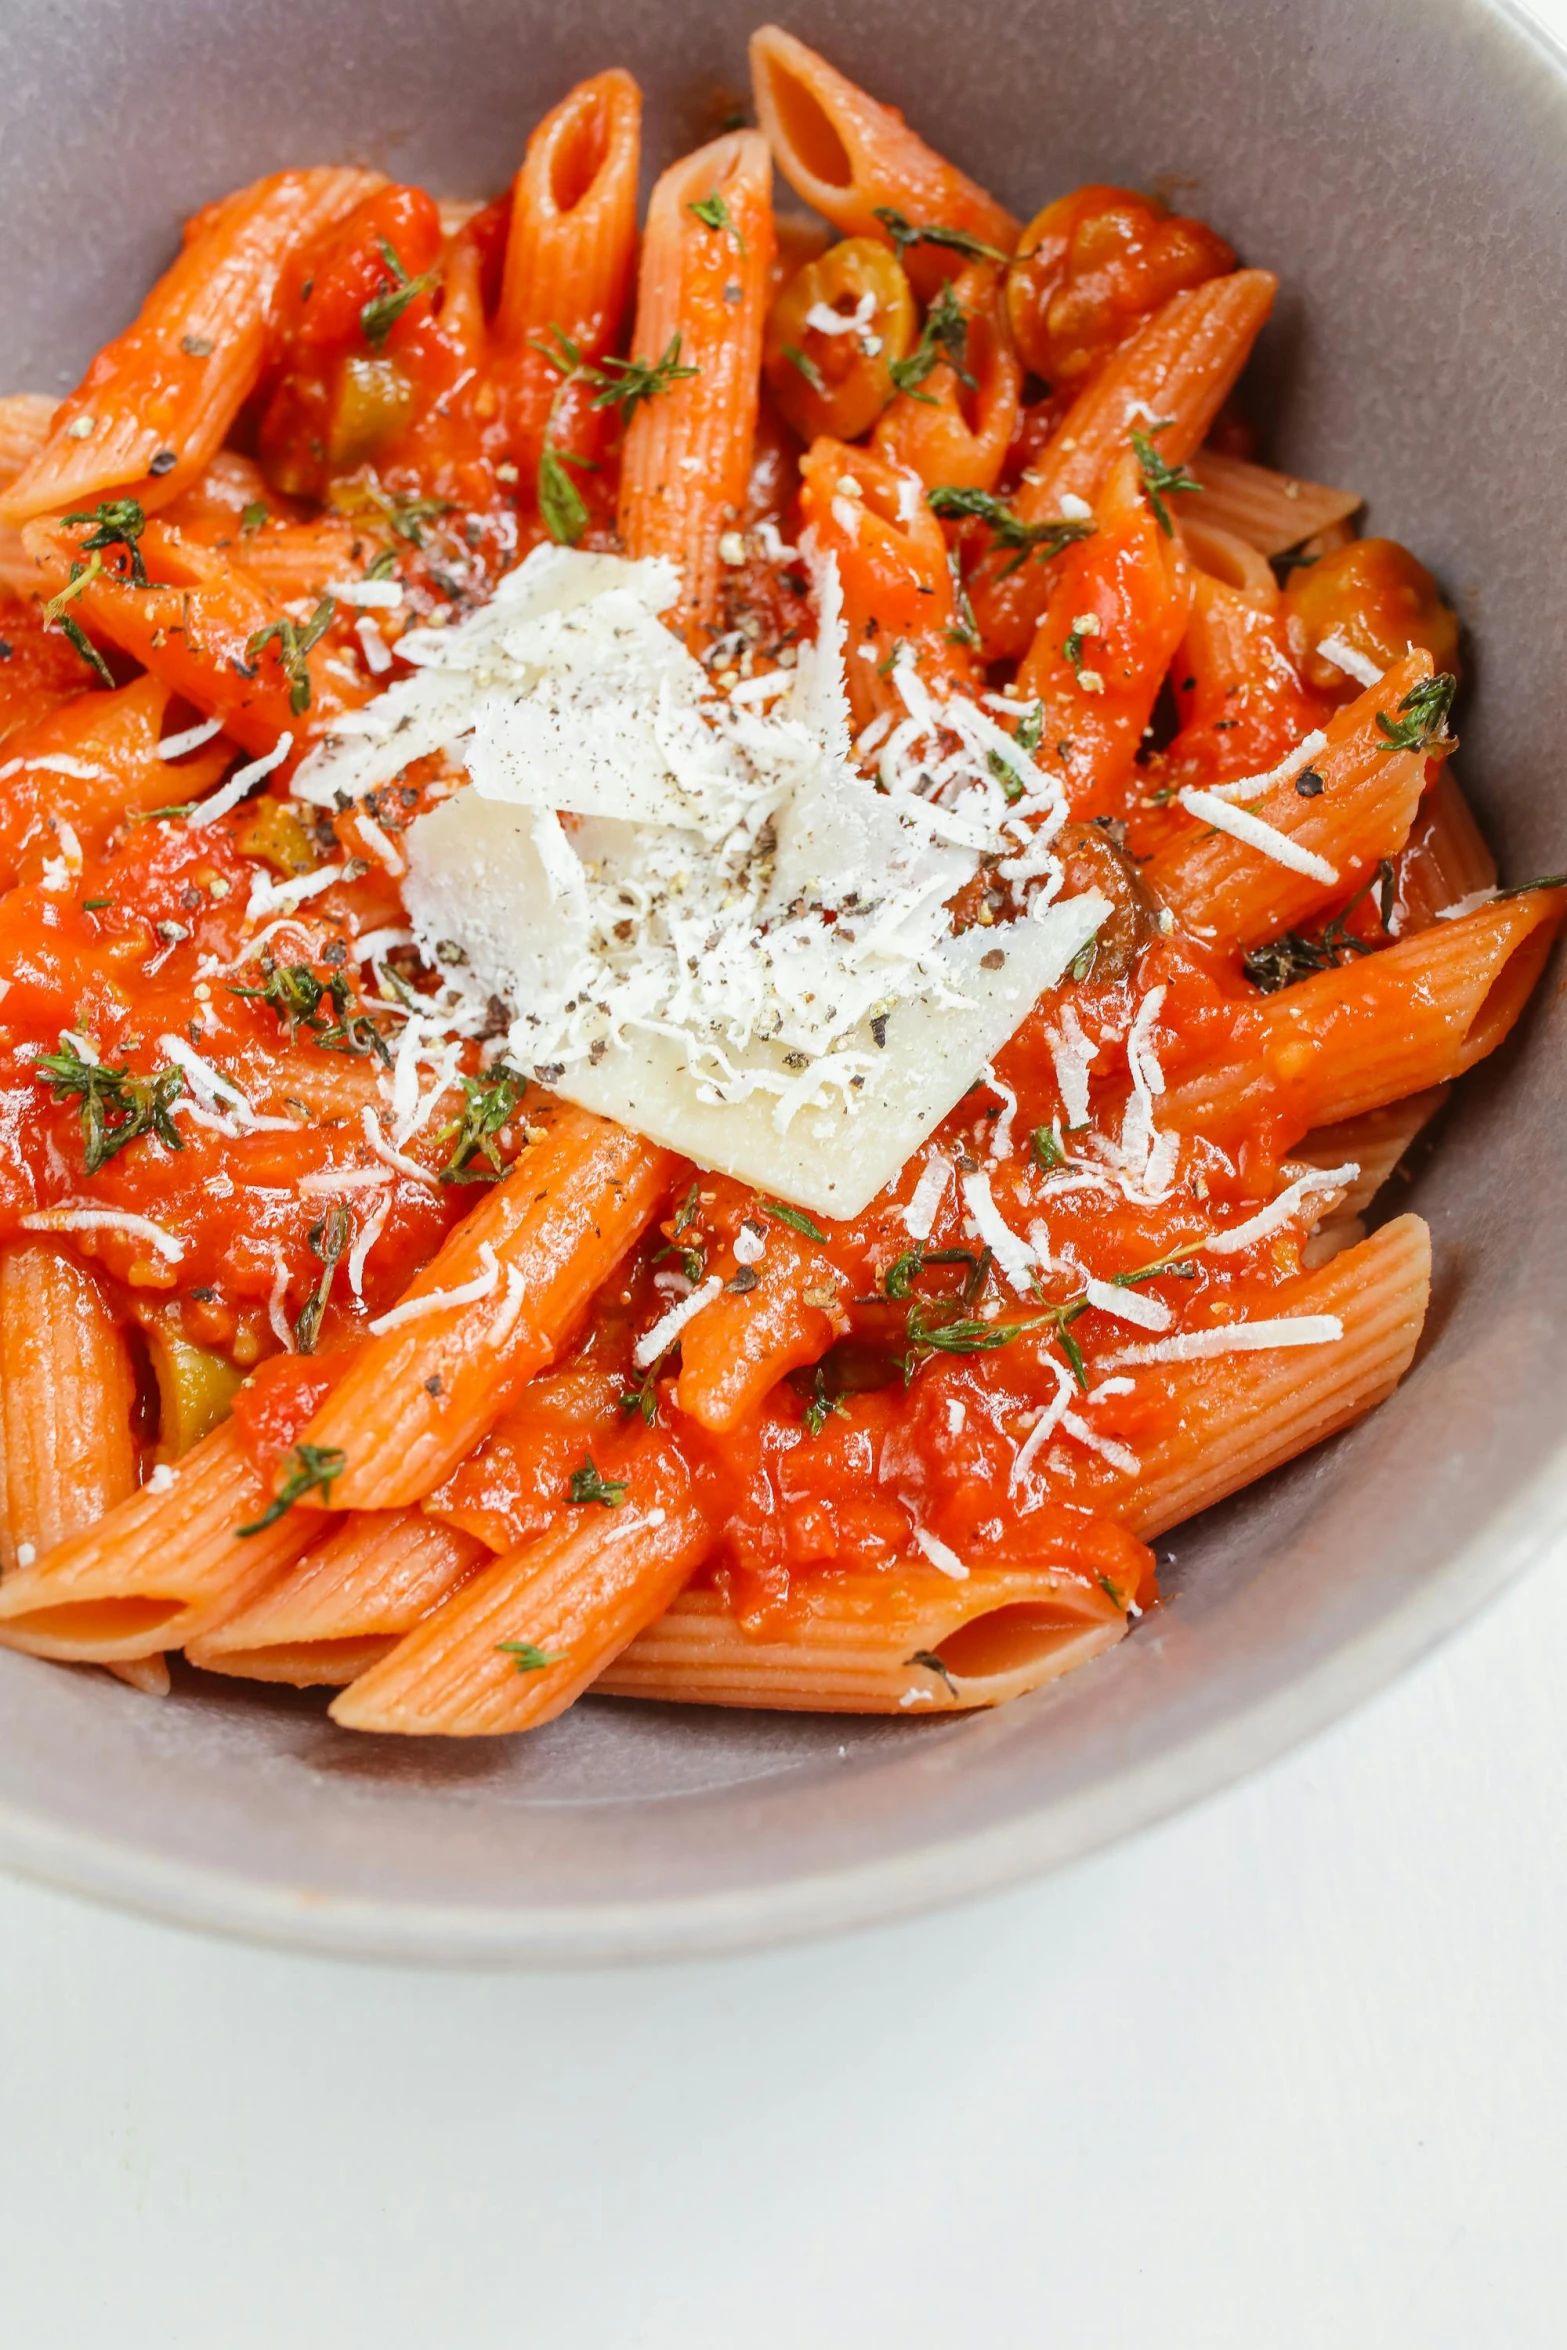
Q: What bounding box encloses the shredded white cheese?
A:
[1179,788,1339,884]
[156,715,225,761]
[633,1274,723,1369]
[368,1241,501,1335]
[187,731,292,830]
[1200,729,1329,804]
[1105,1314,1345,1367]
[912,1526,970,1581]
[959,1169,1036,1296]
[21,1204,184,1261]
[1085,1275,1172,1331]
[1200,1162,1358,1256]
[1315,633,1383,688]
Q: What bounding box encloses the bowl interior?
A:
[1,0,1564,1960]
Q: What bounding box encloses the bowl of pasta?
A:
[0,0,1562,1962]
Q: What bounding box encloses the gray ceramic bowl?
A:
[0,0,1563,1964]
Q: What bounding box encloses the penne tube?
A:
[749,27,1019,297]
[0,1242,139,1575]
[1040,1214,1433,1537]
[0,1421,316,1662]
[295,1107,678,1510]
[618,131,776,640]
[798,436,975,726]
[1396,765,1499,930]
[20,515,368,756]
[227,516,367,604]
[107,1653,173,1697]
[1291,1089,1450,1221]
[0,673,231,886]
[871,263,1021,492]
[494,69,642,483]
[1176,513,1281,607]
[1146,649,1431,944]
[598,1560,1128,1715]
[1187,449,1362,557]
[185,1508,485,1685]
[0,168,383,524]
[674,1224,846,1434]
[329,1431,711,1734]
[1161,889,1566,1149]
[970,270,1277,659]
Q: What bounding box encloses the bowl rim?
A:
[1,0,1565,1966]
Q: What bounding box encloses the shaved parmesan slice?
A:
[554,899,1107,1218]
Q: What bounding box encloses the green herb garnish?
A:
[245,596,335,716]
[239,500,269,536]
[927,484,1095,578]
[888,282,973,401]
[294,1201,352,1354]
[435,1062,526,1184]
[1242,860,1396,993]
[1375,672,1457,757]
[688,189,746,254]
[569,1456,629,1508]
[361,236,439,347]
[537,443,596,547]
[496,1638,567,1674]
[872,207,1009,265]
[781,342,825,394]
[1031,1125,1064,1170]
[236,1442,347,1536]
[34,1039,185,1175]
[803,1365,851,1437]
[759,1197,828,1242]
[533,324,699,426]
[907,1647,961,1696]
[1130,424,1202,535]
[62,497,148,586]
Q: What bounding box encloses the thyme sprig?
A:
[237,1442,347,1535]
[1130,424,1202,535]
[435,1062,526,1184]
[361,237,439,347]
[34,1039,185,1175]
[872,207,1010,266]
[927,484,1095,578]
[245,596,335,716]
[1375,672,1457,758]
[888,283,972,402]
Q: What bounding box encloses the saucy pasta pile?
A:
[0,29,1557,1734]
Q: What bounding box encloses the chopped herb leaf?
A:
[435,1062,526,1183]
[888,282,973,402]
[537,443,596,547]
[569,1456,629,1507]
[1130,425,1202,535]
[781,342,825,393]
[1030,1125,1064,1170]
[535,324,699,425]
[927,483,1095,578]
[907,1647,960,1696]
[803,1365,851,1437]
[294,1201,351,1353]
[1375,672,1457,757]
[361,236,439,347]
[62,497,148,586]
[760,1197,828,1242]
[688,190,746,254]
[496,1638,567,1674]
[236,1442,346,1535]
[34,1039,185,1174]
[245,596,335,716]
[872,207,1009,265]
[239,500,269,535]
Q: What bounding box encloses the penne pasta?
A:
[0,1422,315,1662]
[618,131,776,639]
[494,69,642,485]
[1187,449,1363,558]
[186,1508,485,1684]
[599,1559,1129,1714]
[750,27,1019,297]
[294,1107,677,1509]
[871,263,1021,492]
[0,169,384,524]
[0,1242,139,1575]
[330,1431,711,1733]
[0,673,231,886]
[969,270,1278,659]
[1161,888,1566,1148]
[1145,649,1431,944]
[1396,765,1499,930]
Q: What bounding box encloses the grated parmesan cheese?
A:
[299,542,1107,1217]
[1315,633,1383,688]
[20,1203,185,1262]
[912,1526,970,1580]
[1105,1313,1345,1367]
[1179,787,1339,884]
[368,1241,500,1335]
[633,1274,723,1369]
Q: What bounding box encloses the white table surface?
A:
[6,5,1567,2338]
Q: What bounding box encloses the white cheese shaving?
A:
[633,1273,723,1369]
[187,731,292,829]
[325,577,405,608]
[368,1241,501,1335]
[356,616,394,676]
[1178,788,1339,884]
[156,715,225,761]
[902,1154,950,1241]
[1199,729,1329,803]
[912,1526,969,1581]
[732,1221,767,1265]
[1060,1411,1140,1473]
[267,1248,295,1350]
[1045,1002,1098,1130]
[1315,633,1383,688]
[959,1169,1036,1295]
[1200,1161,1358,1256]
[360,1106,441,1187]
[346,1192,391,1300]
[1084,1275,1172,1331]
[1009,1359,1076,1497]
[20,1204,184,1262]
[297,1166,395,1196]
[1104,1313,1345,1367]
